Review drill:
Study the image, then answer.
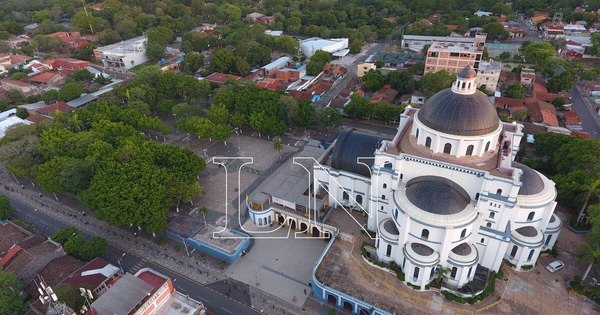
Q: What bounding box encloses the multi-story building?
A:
[474,61,501,92]
[357,62,377,77]
[424,34,486,74]
[312,66,560,291]
[93,36,148,71]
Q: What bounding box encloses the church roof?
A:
[451,243,472,256]
[330,128,382,177]
[516,226,538,237]
[405,176,470,215]
[515,162,545,195]
[458,65,477,79]
[417,89,500,136]
[411,243,434,256]
[383,219,399,235]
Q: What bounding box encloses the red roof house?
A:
[52,58,89,70]
[204,73,242,85]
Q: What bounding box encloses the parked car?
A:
[546,260,565,272]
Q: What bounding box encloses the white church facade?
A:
[313,66,562,292]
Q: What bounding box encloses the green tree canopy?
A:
[362,70,384,92]
[344,94,373,119]
[0,270,25,315]
[0,195,11,220]
[419,70,455,97]
[306,50,332,76]
[505,84,526,99]
[59,82,83,101]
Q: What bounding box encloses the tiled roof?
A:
[37,102,74,115]
[495,97,527,113]
[563,110,581,125]
[1,79,35,88]
[28,72,58,84]
[526,99,558,127]
[24,255,85,298]
[370,84,398,103]
[0,245,22,268]
[204,72,241,84]
[64,257,117,290]
[0,222,30,253]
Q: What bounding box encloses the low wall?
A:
[166,229,250,263]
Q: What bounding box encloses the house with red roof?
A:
[63,257,120,295]
[204,72,242,85]
[525,98,559,127]
[47,32,89,50]
[370,84,398,103]
[36,102,74,116]
[563,110,582,131]
[1,79,39,96]
[28,72,66,87]
[52,58,89,71]
[256,78,280,91]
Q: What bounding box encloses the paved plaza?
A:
[227,222,328,307]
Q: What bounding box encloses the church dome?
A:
[405,176,470,215]
[416,66,500,137]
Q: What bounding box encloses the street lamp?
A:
[117,253,126,273]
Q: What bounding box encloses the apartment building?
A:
[474,61,501,92]
[424,34,486,74]
[93,36,148,71]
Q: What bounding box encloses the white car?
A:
[546,260,564,272]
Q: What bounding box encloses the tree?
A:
[210,48,236,73]
[54,283,88,312]
[316,107,342,129]
[115,18,139,40]
[484,21,509,39]
[591,32,600,57]
[419,71,455,97]
[521,42,556,67]
[498,51,512,62]
[181,52,204,74]
[71,69,94,82]
[306,50,332,76]
[575,179,600,224]
[579,243,600,281]
[373,102,405,123]
[218,4,242,23]
[505,84,526,99]
[273,137,283,160]
[387,71,415,95]
[548,71,576,92]
[362,70,384,92]
[0,195,11,220]
[349,38,363,54]
[0,270,25,315]
[207,103,229,125]
[344,94,373,119]
[146,42,166,61]
[15,107,28,119]
[78,237,108,260]
[59,82,83,101]
[10,72,27,80]
[512,109,529,122]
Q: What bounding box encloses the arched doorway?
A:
[312,226,320,237]
[359,309,370,315]
[289,219,296,230]
[343,301,353,313]
[327,294,337,306]
[278,214,285,225]
[324,232,332,241]
[300,222,308,233]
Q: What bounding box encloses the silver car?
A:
[546,260,564,272]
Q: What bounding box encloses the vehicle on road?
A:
[546,260,564,272]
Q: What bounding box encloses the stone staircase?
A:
[457,264,489,295]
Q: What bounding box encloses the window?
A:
[384,162,392,169]
[489,212,495,219]
[268,216,272,224]
[444,143,452,154]
[510,245,518,259]
[430,267,435,279]
[356,195,363,205]
[381,195,386,200]
[413,267,420,280]
[475,193,480,200]
[383,183,387,189]
[527,249,535,261]
[415,128,419,140]
[381,206,384,211]
[486,222,492,228]
[425,137,432,148]
[466,145,474,156]
[527,211,535,221]
[467,266,473,278]
[450,267,458,279]
[460,229,466,238]
[343,191,349,200]
[421,229,429,240]
[386,244,392,257]
[485,141,491,151]
[480,238,485,243]
[402,257,406,269]
[258,218,263,226]
[496,189,502,195]
[394,209,398,219]
[461,82,466,89]
[545,235,552,246]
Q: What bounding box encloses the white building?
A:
[0,109,32,139]
[299,38,348,58]
[313,66,561,291]
[401,35,482,52]
[93,36,148,71]
[474,61,501,92]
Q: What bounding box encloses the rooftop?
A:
[428,41,483,53]
[63,257,119,290]
[91,273,154,315]
[28,72,59,84]
[0,221,30,253]
[402,35,477,43]
[94,36,147,55]
[153,291,205,315]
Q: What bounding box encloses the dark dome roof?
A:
[516,226,538,237]
[417,89,500,136]
[383,220,399,235]
[458,66,477,79]
[331,128,383,177]
[405,176,470,215]
[451,243,472,256]
[515,163,545,195]
[411,243,434,256]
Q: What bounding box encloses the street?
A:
[6,194,258,315]
[569,86,600,139]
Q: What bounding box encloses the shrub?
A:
[154,235,168,245]
[521,265,533,270]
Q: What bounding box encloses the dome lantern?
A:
[451,65,478,95]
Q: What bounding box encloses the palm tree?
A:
[273,137,283,160]
[576,179,600,224]
[197,206,208,226]
[579,243,600,281]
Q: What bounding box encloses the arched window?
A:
[258,218,263,226]
[394,209,398,219]
[425,137,432,148]
[343,191,349,200]
[527,211,535,221]
[413,267,420,280]
[467,266,473,278]
[268,216,272,224]
[496,189,502,195]
[475,193,480,200]
[415,128,419,140]
[527,249,535,261]
[430,267,435,279]
[489,212,495,219]
[466,145,474,156]
[486,222,492,228]
[356,195,363,205]
[460,229,466,238]
[461,82,466,89]
[386,244,392,257]
[480,238,485,243]
[509,245,518,259]
[421,229,429,240]
[443,143,452,154]
[450,267,458,279]
[468,82,472,89]
[381,195,386,200]
[485,141,491,151]
[400,173,403,180]
[383,183,387,189]
[384,162,392,169]
[545,235,552,246]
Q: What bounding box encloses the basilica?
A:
[314,66,561,291]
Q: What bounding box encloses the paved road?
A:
[569,86,600,138]
[314,43,385,109]
[6,194,258,315]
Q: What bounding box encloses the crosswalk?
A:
[129,261,144,274]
